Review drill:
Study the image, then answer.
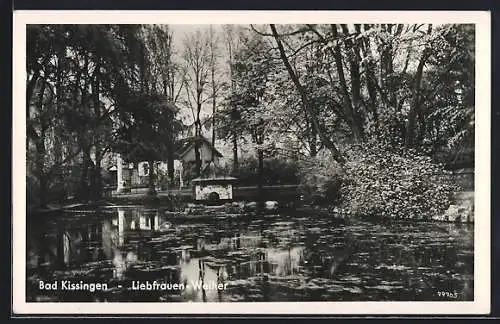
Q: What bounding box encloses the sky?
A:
[166,25,231,125]
[169,24,217,48]
[164,25,237,158]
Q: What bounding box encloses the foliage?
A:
[25,23,475,211]
[340,143,459,220]
[113,92,182,196]
[26,24,146,205]
[418,24,475,155]
[217,31,276,147]
[296,151,344,205]
[247,24,475,160]
[230,157,299,186]
[26,24,181,205]
[179,27,224,177]
[113,93,180,162]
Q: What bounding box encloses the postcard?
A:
[12,10,491,315]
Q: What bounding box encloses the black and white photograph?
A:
[12,11,490,315]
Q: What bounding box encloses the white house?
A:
[112,135,224,192]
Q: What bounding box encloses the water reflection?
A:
[26,207,474,302]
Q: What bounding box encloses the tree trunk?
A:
[167,139,175,186]
[56,221,66,269]
[194,98,203,177]
[359,25,380,130]
[388,24,405,109]
[366,68,379,129]
[232,128,239,170]
[405,49,429,147]
[331,25,363,143]
[147,160,157,196]
[54,50,63,164]
[79,149,91,200]
[93,152,103,201]
[255,117,266,211]
[35,82,48,207]
[379,25,394,109]
[211,95,216,162]
[210,34,217,163]
[91,63,103,201]
[341,24,363,117]
[37,163,48,208]
[405,24,432,148]
[310,121,317,157]
[194,119,202,177]
[26,70,40,118]
[257,145,264,211]
[270,24,345,165]
[82,151,96,202]
[227,30,239,171]
[194,141,202,178]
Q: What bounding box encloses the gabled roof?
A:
[174,136,223,159]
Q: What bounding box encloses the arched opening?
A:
[208,192,220,202]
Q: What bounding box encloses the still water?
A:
[26,206,474,302]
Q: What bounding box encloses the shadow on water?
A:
[26,206,474,302]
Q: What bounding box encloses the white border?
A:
[12,10,491,315]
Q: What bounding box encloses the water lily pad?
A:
[343,286,363,294]
[371,284,404,291]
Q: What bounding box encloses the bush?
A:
[230,157,299,186]
[340,143,458,220]
[297,152,343,205]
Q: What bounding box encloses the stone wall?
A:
[195,184,233,201]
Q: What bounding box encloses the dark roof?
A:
[191,176,237,183]
[174,136,223,159]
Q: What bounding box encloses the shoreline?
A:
[27,203,474,225]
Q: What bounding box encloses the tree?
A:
[221,25,243,169]
[68,25,145,201]
[26,25,145,206]
[224,31,277,205]
[258,23,474,156]
[208,26,226,162]
[417,24,475,158]
[405,24,434,148]
[114,93,181,196]
[26,23,474,211]
[135,25,184,186]
[181,29,212,177]
[270,24,346,165]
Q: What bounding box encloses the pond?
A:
[26,206,474,302]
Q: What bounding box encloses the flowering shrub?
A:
[340,144,458,220]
